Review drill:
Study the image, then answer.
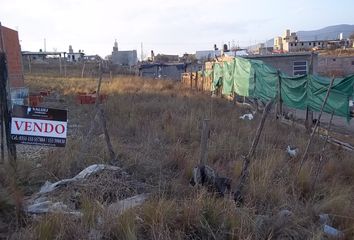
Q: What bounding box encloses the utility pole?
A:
[141,42,143,61]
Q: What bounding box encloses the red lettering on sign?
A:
[24,122,32,131]
[33,122,43,132]
[55,124,65,134]
[44,123,54,133]
[14,121,24,131]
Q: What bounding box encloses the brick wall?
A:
[318,55,354,77]
[245,53,317,76]
[0,25,24,88]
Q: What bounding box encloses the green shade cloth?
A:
[209,57,354,120]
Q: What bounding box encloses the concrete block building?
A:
[274,29,351,53]
[245,52,317,76]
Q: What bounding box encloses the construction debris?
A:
[286,145,298,157]
[26,199,82,217]
[323,224,344,239]
[239,113,254,120]
[39,164,123,194]
[25,163,149,218]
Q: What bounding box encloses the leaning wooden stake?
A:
[78,62,117,163]
[297,77,335,176]
[199,119,210,165]
[98,107,116,161]
[311,111,334,191]
[234,100,273,204]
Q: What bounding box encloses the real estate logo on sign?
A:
[11,105,67,147]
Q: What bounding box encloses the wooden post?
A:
[81,61,86,78]
[190,72,193,89]
[98,107,116,161]
[253,72,258,111]
[64,54,67,77]
[59,54,62,75]
[0,53,17,165]
[202,67,205,91]
[277,70,283,117]
[0,92,4,163]
[78,62,117,164]
[195,71,198,90]
[305,53,315,130]
[297,77,335,175]
[199,119,209,165]
[234,100,273,204]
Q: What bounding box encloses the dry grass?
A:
[1,74,353,239]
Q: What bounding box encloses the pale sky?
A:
[1,0,353,58]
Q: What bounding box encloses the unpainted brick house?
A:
[0,24,24,88]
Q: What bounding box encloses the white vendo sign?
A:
[11,105,67,147]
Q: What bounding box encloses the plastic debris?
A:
[39,164,122,194]
[286,146,298,157]
[319,213,331,225]
[240,113,254,120]
[323,224,344,239]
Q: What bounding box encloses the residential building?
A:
[274,29,351,53]
[67,45,84,62]
[0,24,24,88]
[244,52,318,76]
[111,40,138,66]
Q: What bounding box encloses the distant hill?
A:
[260,24,354,48]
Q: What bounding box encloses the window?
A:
[295,43,297,46]
[293,61,307,76]
[290,43,293,46]
[333,58,336,62]
[309,42,311,46]
[301,43,304,46]
[313,42,316,46]
[352,61,354,65]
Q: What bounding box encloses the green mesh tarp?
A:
[252,60,278,101]
[222,61,234,95]
[209,57,354,120]
[212,62,223,91]
[280,75,308,110]
[233,57,253,97]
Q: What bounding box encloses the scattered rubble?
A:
[239,113,254,120]
[25,164,150,217]
[39,164,123,194]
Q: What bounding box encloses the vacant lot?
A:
[1,74,353,239]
